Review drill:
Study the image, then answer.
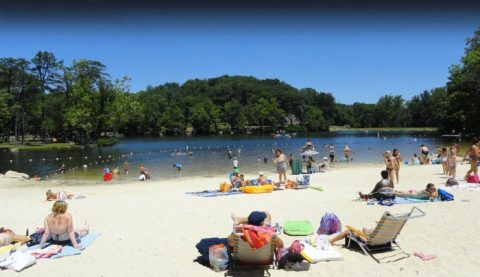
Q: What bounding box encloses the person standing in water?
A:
[343,145,352,161]
[329,144,335,163]
[124,161,129,174]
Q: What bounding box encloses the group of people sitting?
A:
[230,172,271,188]
[358,170,438,201]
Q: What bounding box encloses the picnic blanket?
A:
[186,190,243,197]
[27,232,101,259]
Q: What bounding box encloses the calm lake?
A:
[0,132,447,181]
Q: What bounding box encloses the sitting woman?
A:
[0,227,30,247]
[229,211,283,250]
[395,183,438,200]
[39,200,89,249]
[46,189,73,201]
[358,170,394,200]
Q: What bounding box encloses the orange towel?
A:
[241,225,275,250]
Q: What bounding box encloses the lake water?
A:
[0,132,447,181]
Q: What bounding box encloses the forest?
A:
[0,28,478,144]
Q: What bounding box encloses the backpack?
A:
[437,189,454,201]
[317,213,342,235]
[289,240,303,254]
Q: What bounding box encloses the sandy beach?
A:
[1,163,480,276]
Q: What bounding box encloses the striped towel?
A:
[242,225,275,250]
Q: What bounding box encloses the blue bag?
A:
[437,189,454,201]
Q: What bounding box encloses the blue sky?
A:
[1,8,479,104]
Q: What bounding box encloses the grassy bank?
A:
[329,126,439,132]
[0,142,81,151]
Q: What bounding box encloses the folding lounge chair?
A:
[346,206,425,263]
[229,234,277,275]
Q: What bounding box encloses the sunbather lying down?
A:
[329,225,372,245]
[395,183,438,201]
[46,190,73,201]
[0,227,30,247]
[228,211,284,250]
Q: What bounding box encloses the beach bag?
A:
[286,180,296,189]
[194,238,227,266]
[289,240,304,254]
[103,172,112,181]
[445,178,459,187]
[466,174,479,184]
[208,244,228,272]
[438,189,454,201]
[0,251,36,272]
[219,182,231,192]
[317,213,342,235]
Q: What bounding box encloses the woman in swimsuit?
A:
[39,200,89,249]
[395,183,438,201]
[392,149,402,183]
[384,151,395,181]
[274,149,288,183]
[447,147,457,178]
[46,190,73,201]
[463,138,480,178]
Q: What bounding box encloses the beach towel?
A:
[241,225,275,250]
[186,190,243,197]
[300,242,343,263]
[309,186,323,191]
[27,233,101,259]
[374,197,441,205]
[283,220,314,236]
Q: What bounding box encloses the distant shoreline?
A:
[329,127,439,132]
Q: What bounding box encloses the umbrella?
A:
[301,150,319,156]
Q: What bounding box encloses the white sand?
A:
[1,164,480,276]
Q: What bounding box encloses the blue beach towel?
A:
[27,233,101,259]
[186,190,243,197]
[375,197,441,205]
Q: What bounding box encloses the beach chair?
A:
[345,206,425,263]
[228,234,277,275]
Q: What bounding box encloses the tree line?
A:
[0,28,478,144]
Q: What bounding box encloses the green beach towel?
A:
[283,220,314,236]
[310,186,323,191]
